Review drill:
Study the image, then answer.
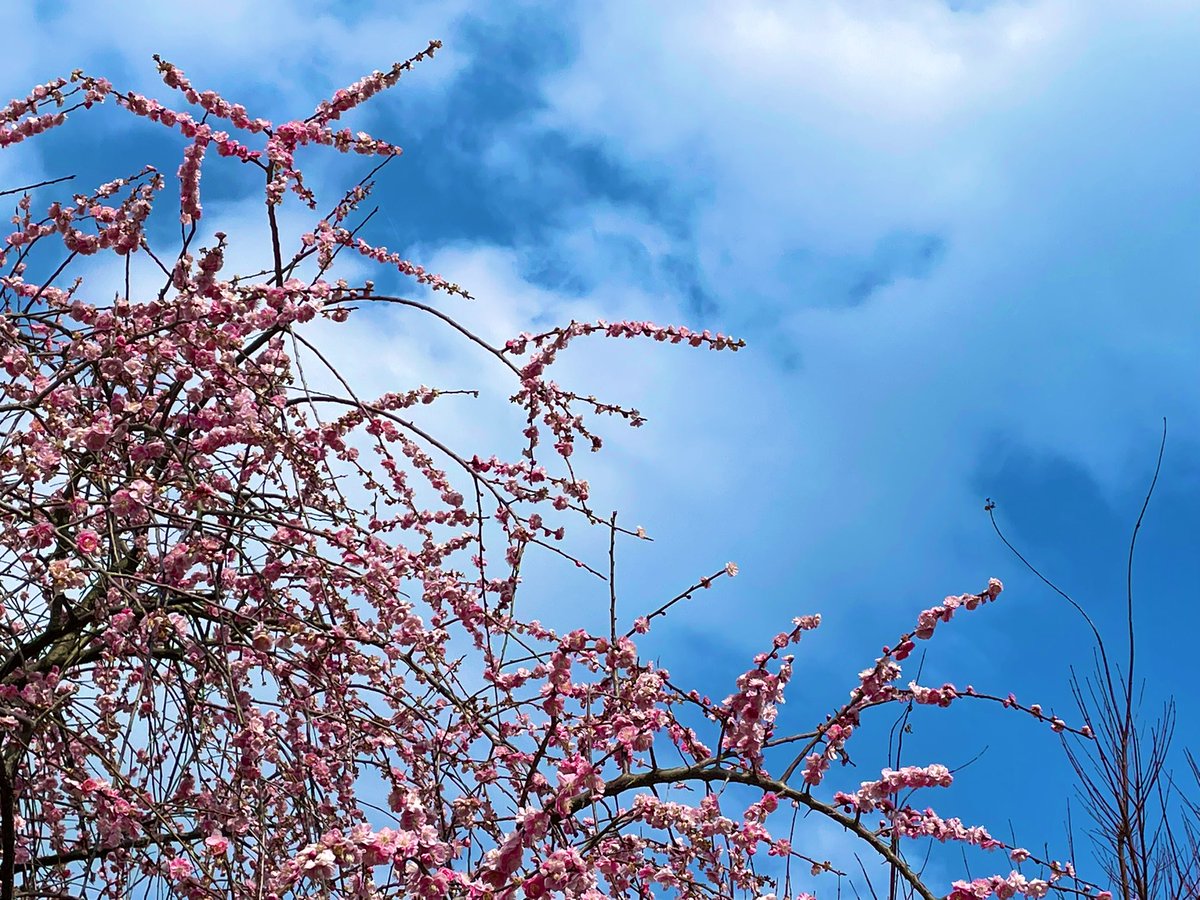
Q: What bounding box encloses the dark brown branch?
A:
[0,755,14,900]
[0,175,75,199]
[15,828,203,871]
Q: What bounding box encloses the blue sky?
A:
[5,0,1199,891]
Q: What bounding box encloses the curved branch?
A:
[581,764,938,900]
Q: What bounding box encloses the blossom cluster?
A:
[832,764,954,814]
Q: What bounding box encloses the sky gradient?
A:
[3,0,1198,891]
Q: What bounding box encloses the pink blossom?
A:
[165,857,193,879]
[24,521,55,548]
[75,529,100,555]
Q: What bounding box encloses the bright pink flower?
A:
[75,529,100,555]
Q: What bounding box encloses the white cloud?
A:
[540,0,1076,249]
[7,0,472,103]
[515,0,1200,526]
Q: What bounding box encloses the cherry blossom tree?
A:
[0,44,1113,900]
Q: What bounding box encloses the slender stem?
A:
[608,511,619,698]
[0,174,75,198]
[0,753,14,900]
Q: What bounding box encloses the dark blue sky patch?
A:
[971,432,1200,655]
[776,229,948,310]
[361,123,684,255]
[847,231,947,304]
[976,445,1128,592]
[515,248,591,296]
[349,9,691,258]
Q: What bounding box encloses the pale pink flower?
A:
[166,858,193,879]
